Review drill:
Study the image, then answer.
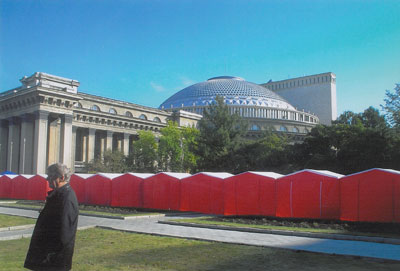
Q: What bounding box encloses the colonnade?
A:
[0,110,136,174]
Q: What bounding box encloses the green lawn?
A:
[0,201,160,218]
[172,217,400,239]
[0,228,399,271]
[0,214,35,228]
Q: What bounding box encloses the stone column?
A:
[106,131,113,152]
[19,114,34,174]
[0,120,8,172]
[33,111,49,174]
[71,126,77,172]
[47,115,61,165]
[87,128,96,162]
[7,117,20,173]
[61,114,73,168]
[123,133,130,156]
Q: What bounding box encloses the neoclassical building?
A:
[0,72,201,174]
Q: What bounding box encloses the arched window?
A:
[139,114,147,120]
[125,111,133,117]
[91,105,100,111]
[153,117,161,123]
[279,125,288,132]
[109,108,117,114]
[250,124,261,131]
[73,102,82,108]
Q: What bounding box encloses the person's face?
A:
[47,175,59,189]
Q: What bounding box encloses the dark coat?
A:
[24,184,79,271]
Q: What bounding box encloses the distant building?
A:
[160,73,336,137]
[0,72,201,174]
[261,72,337,125]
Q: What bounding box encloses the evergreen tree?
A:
[195,96,248,172]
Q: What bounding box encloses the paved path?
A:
[1,206,400,262]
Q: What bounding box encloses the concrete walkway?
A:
[1,206,400,262]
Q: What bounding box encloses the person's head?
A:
[46,163,71,189]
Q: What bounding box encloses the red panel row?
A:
[1,168,400,223]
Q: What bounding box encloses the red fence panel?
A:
[111,173,153,208]
[340,169,400,223]
[186,172,232,215]
[29,174,50,201]
[142,173,190,210]
[85,174,121,206]
[0,175,18,199]
[277,170,342,219]
[70,174,93,204]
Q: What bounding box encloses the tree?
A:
[233,131,289,174]
[382,83,400,128]
[181,126,200,173]
[127,131,158,173]
[86,150,127,173]
[158,121,184,172]
[195,96,248,172]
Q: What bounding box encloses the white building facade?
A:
[0,72,201,174]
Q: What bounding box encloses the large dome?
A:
[159,76,296,110]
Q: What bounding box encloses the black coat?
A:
[25,184,79,271]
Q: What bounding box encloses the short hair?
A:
[47,163,71,183]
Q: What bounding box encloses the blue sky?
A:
[1,0,399,116]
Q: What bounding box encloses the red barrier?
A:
[29,174,50,201]
[340,168,400,223]
[12,175,32,200]
[276,170,342,219]
[0,175,18,199]
[85,174,121,206]
[224,172,282,216]
[70,174,93,204]
[142,173,190,210]
[111,173,153,207]
[183,172,232,215]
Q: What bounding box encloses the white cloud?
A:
[150,82,166,92]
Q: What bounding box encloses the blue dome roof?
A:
[159,76,295,110]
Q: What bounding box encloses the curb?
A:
[79,213,166,220]
[0,224,35,232]
[158,221,400,245]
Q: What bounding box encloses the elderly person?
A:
[25,163,79,271]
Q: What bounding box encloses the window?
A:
[139,114,147,120]
[153,117,161,123]
[292,127,299,133]
[91,105,100,111]
[109,108,117,114]
[125,111,133,117]
[250,124,261,131]
[73,102,82,108]
[279,126,288,132]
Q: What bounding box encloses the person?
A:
[24,163,79,271]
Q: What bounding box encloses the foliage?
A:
[195,96,248,172]
[382,83,400,128]
[293,107,400,174]
[127,131,158,173]
[158,121,200,173]
[86,150,127,173]
[232,131,289,174]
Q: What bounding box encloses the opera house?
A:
[0,72,336,174]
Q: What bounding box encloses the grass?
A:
[171,217,400,239]
[0,214,35,228]
[1,227,399,271]
[0,200,160,218]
